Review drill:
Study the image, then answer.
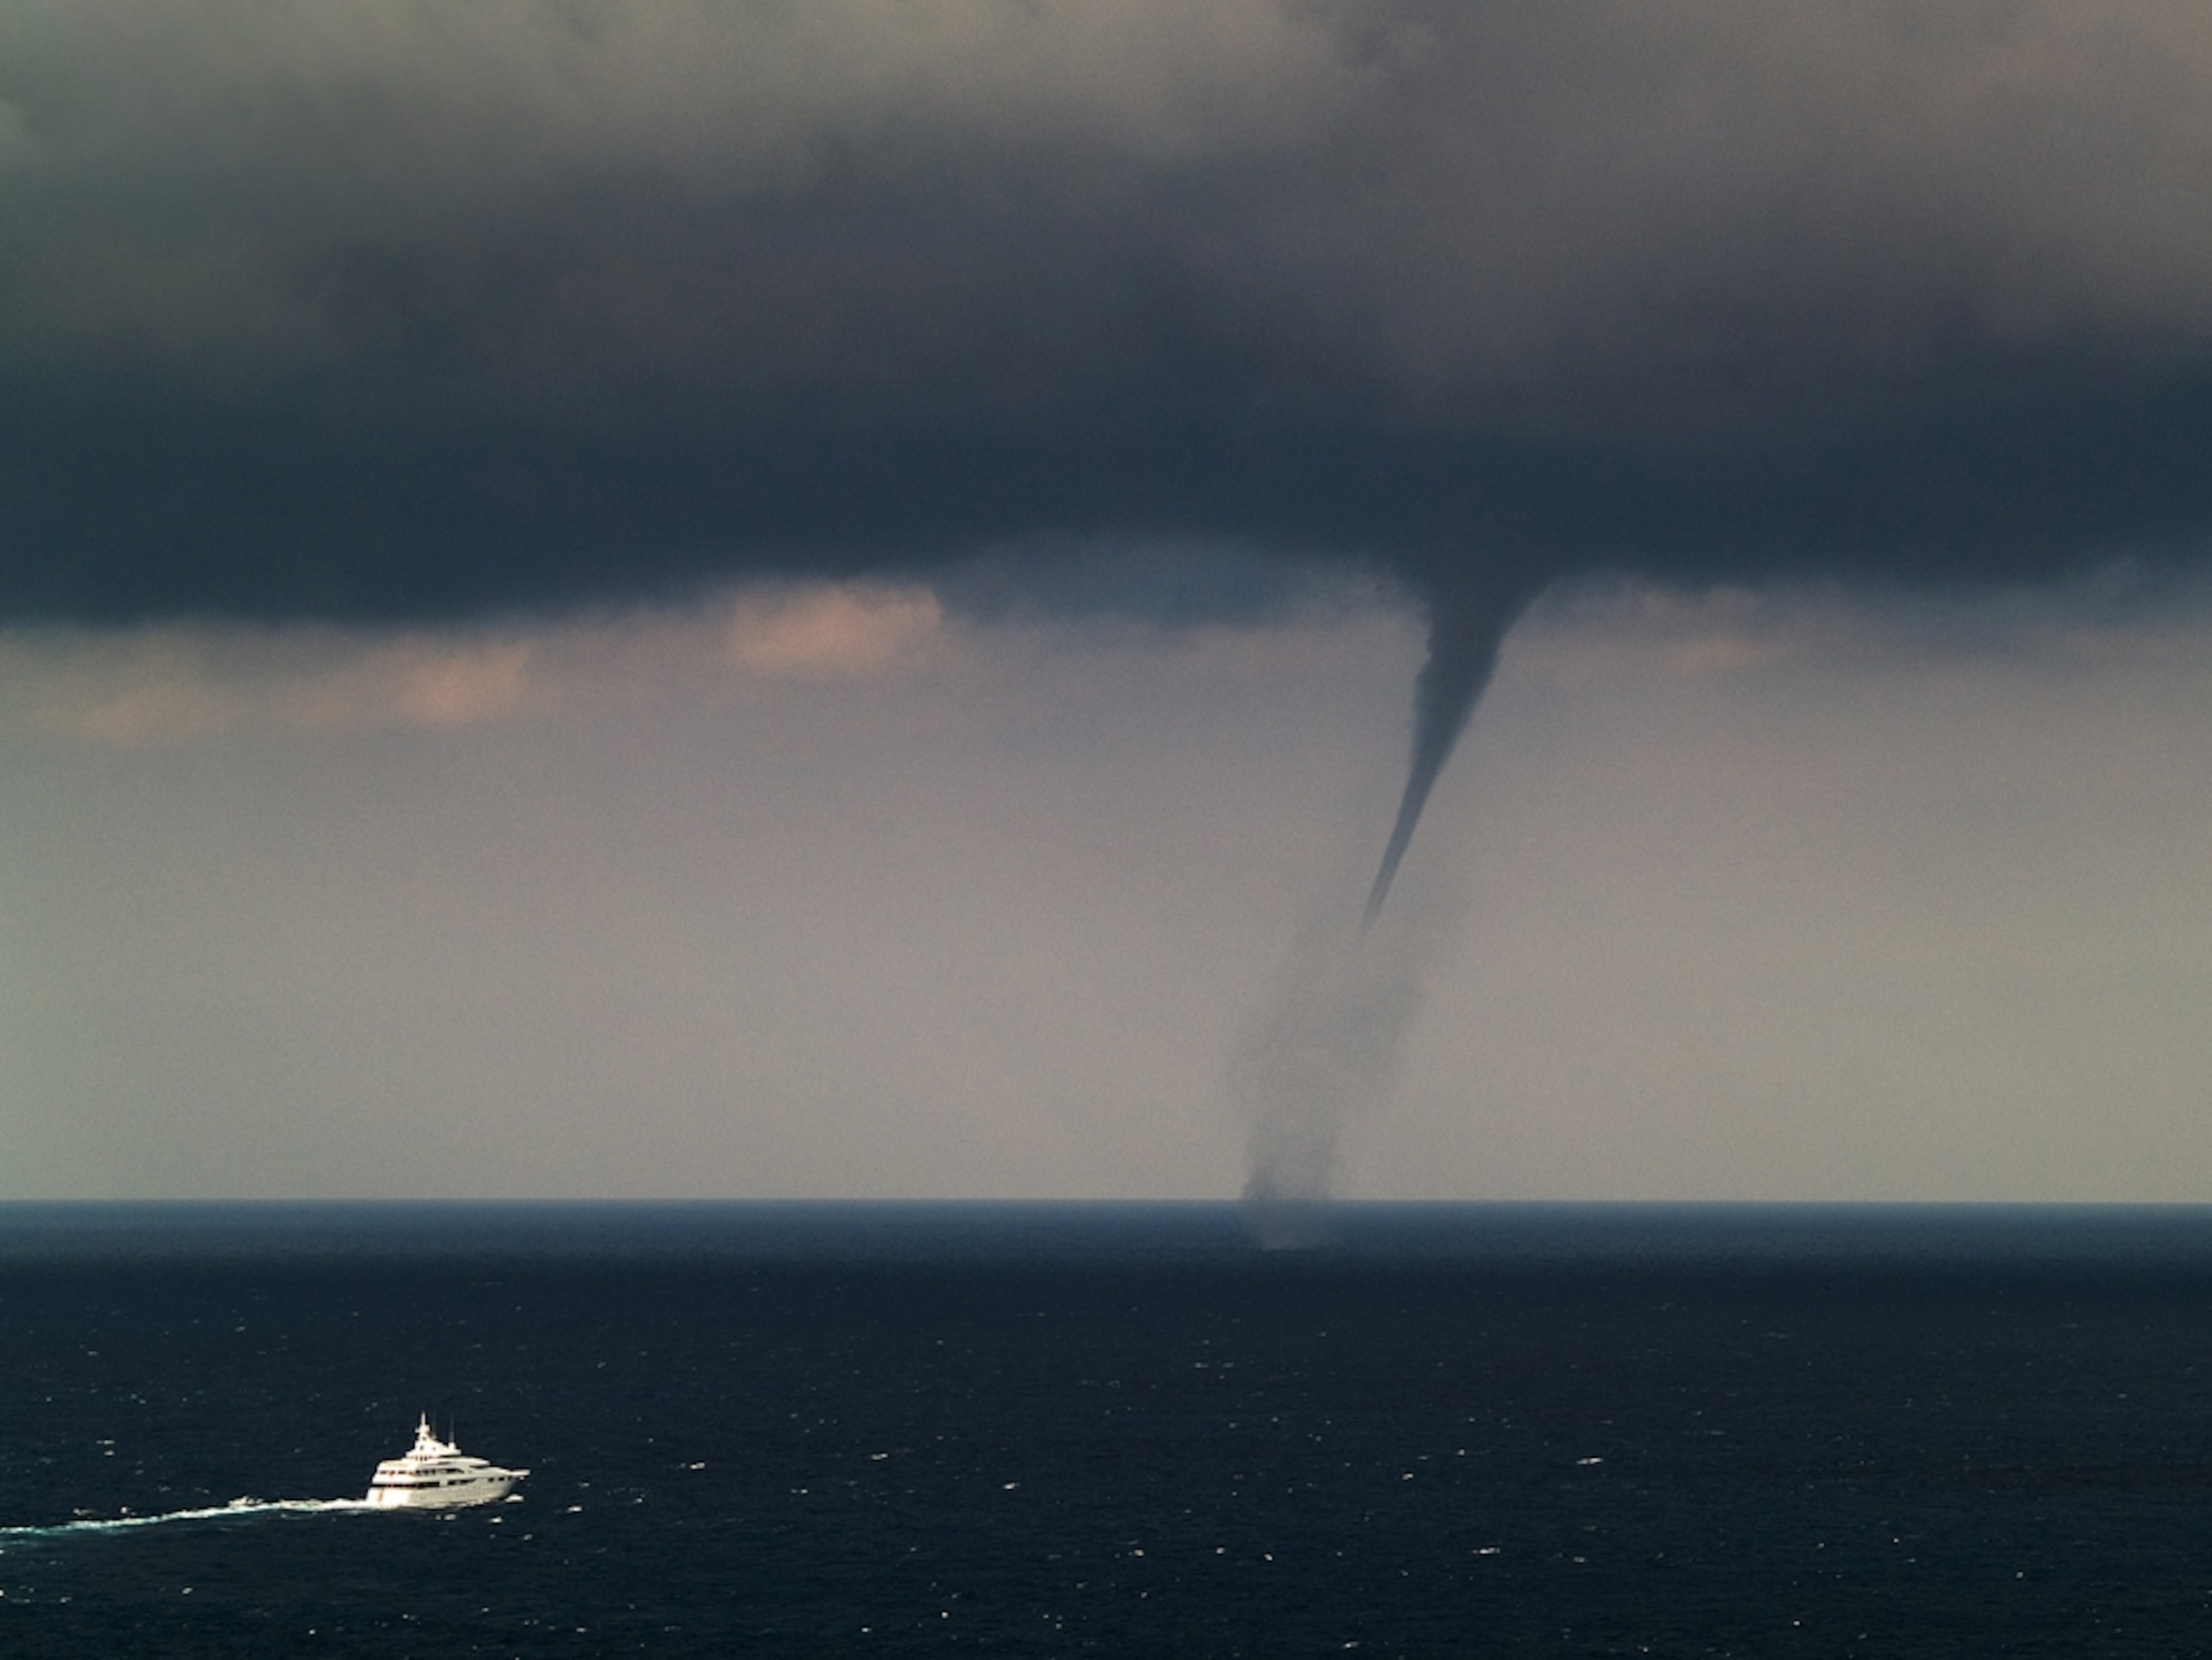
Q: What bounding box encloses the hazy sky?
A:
[5,3,2212,1199]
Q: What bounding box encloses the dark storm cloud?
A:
[8,0,2212,624]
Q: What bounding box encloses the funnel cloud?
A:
[1364,571,1545,926]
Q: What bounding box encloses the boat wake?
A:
[0,1497,376,1539]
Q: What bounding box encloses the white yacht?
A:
[364,1416,528,1509]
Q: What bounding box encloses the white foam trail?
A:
[0,1498,375,1539]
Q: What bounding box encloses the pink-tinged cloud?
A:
[729,585,945,680]
[3,631,539,744]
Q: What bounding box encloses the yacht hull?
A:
[364,1472,523,1509]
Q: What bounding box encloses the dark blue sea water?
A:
[6,1202,2212,1657]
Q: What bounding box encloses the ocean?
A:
[4,1202,2212,1657]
